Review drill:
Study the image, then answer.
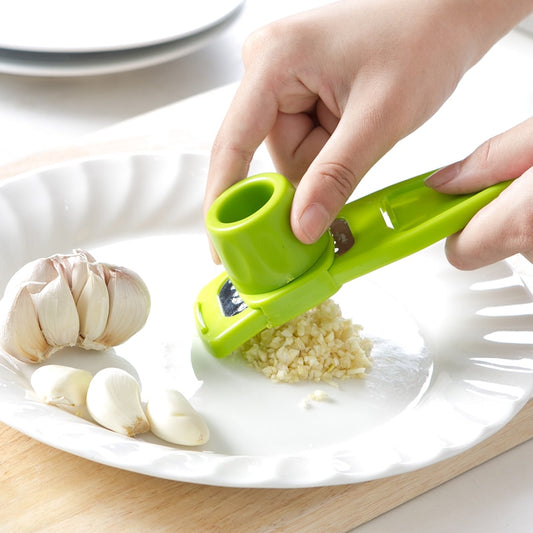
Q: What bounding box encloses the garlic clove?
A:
[0,284,51,363]
[4,257,57,297]
[76,265,109,349]
[86,367,150,437]
[31,364,92,409]
[93,266,150,348]
[64,249,98,302]
[146,389,210,446]
[73,249,97,263]
[31,264,79,348]
[68,255,89,304]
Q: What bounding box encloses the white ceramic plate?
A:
[0,9,241,77]
[0,152,532,488]
[0,0,244,53]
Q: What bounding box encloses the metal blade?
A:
[218,278,248,317]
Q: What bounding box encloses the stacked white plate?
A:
[0,0,244,76]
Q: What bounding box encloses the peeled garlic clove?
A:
[93,266,150,348]
[146,389,209,446]
[31,265,79,348]
[86,368,149,437]
[0,284,51,363]
[76,265,109,349]
[31,365,92,408]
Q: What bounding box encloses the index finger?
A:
[203,77,280,218]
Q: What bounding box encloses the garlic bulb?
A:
[0,250,150,363]
[146,389,210,446]
[86,367,150,437]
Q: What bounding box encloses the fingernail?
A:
[298,203,330,243]
[424,164,460,188]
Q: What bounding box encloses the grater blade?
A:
[218,278,248,317]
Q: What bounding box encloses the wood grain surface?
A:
[1,400,532,533]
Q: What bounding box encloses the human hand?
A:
[425,117,533,269]
[204,0,531,260]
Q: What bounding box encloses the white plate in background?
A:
[0,12,239,77]
[0,0,244,53]
[0,152,532,488]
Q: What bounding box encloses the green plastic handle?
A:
[195,171,512,357]
[329,171,511,285]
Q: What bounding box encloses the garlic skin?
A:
[0,285,51,363]
[76,263,110,350]
[86,367,150,437]
[0,250,150,363]
[32,264,80,348]
[146,389,210,446]
[31,365,92,409]
[88,266,150,350]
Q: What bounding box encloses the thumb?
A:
[290,104,394,244]
[444,168,533,269]
[425,117,533,194]
[423,116,533,270]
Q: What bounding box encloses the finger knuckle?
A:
[515,209,533,253]
[499,178,533,254]
[316,162,357,201]
[210,137,254,169]
[471,137,497,172]
[242,28,267,65]
[242,21,292,68]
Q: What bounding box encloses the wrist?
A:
[442,0,533,68]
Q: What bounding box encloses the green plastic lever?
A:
[195,171,511,357]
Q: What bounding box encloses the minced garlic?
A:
[237,299,372,384]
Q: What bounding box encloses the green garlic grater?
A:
[194,171,511,358]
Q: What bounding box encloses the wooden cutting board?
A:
[1,400,532,532]
[1,85,532,532]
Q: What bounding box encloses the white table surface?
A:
[1,1,533,531]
